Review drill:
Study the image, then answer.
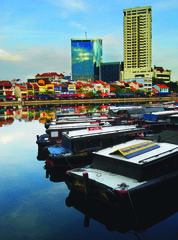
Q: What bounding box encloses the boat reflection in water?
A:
[65,176,178,235]
[44,163,66,183]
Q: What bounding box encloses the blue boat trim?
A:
[48,146,70,155]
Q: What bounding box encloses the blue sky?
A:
[0,0,177,82]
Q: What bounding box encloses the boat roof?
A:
[142,130,178,145]
[62,125,144,139]
[93,138,178,165]
[151,110,178,116]
[47,121,110,130]
[109,106,143,110]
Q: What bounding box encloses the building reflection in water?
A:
[0,104,105,127]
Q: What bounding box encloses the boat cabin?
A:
[92,136,178,182]
[46,122,111,139]
[143,110,178,122]
[61,125,146,154]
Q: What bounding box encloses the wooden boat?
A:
[65,177,178,233]
[108,106,145,119]
[169,114,178,124]
[36,121,111,151]
[44,125,146,169]
[65,130,178,208]
[143,110,178,122]
[45,114,117,129]
[143,110,178,133]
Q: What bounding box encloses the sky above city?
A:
[0,0,177,82]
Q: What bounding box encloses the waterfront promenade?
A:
[0,96,177,107]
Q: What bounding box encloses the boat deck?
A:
[69,167,143,190]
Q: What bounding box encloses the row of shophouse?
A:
[0,72,170,102]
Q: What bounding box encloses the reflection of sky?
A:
[0,120,44,157]
[0,116,117,239]
[0,120,72,239]
[0,120,178,240]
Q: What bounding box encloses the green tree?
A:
[111,85,124,94]
[78,88,84,93]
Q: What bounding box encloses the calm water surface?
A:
[0,119,178,240]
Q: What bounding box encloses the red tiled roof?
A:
[26,83,32,87]
[94,80,106,85]
[152,87,159,92]
[35,72,60,77]
[110,85,115,91]
[32,83,39,88]
[53,83,60,87]
[130,86,137,91]
[156,84,169,88]
[20,86,27,91]
[3,82,12,87]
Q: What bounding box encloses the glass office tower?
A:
[71,39,102,81]
[99,62,124,83]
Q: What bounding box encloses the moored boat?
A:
[44,125,146,169]
[45,113,116,129]
[143,110,178,133]
[36,121,111,151]
[65,130,178,208]
[65,176,178,233]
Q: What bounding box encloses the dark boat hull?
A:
[46,153,93,169]
[65,168,178,209]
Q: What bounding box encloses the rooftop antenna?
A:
[85,32,87,39]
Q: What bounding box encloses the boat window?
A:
[61,135,72,151]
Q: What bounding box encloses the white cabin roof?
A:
[152,110,178,116]
[47,121,110,130]
[62,125,142,138]
[93,139,178,165]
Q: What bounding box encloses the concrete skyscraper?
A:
[71,39,102,81]
[123,6,152,80]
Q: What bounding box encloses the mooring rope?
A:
[127,190,149,240]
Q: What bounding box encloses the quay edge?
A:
[0,97,177,107]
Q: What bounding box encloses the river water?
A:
[0,118,178,240]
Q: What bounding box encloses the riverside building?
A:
[122,6,152,81]
[71,39,103,81]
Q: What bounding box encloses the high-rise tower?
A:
[123,6,152,78]
[71,39,102,81]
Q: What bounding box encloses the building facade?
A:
[99,62,124,83]
[123,6,152,79]
[153,66,171,83]
[71,39,103,81]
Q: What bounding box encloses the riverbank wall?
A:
[0,96,177,107]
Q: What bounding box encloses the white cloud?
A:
[48,0,86,12]
[0,44,71,81]
[0,49,22,61]
[153,46,178,81]
[0,132,24,144]
[102,34,123,62]
[69,21,86,30]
